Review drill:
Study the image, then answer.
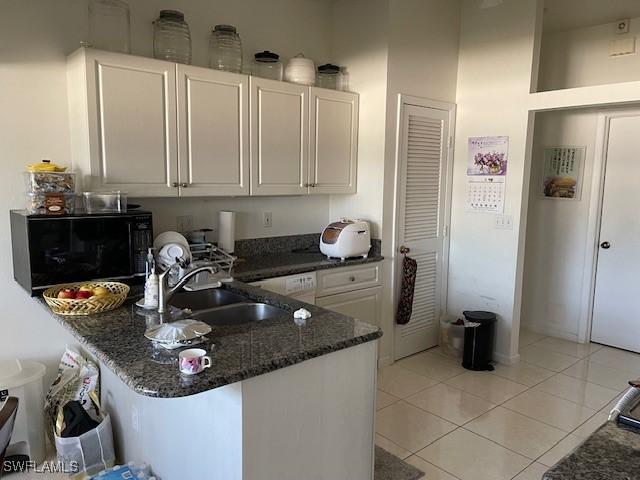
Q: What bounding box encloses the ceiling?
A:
[543,0,640,32]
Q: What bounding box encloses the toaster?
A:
[320,219,371,260]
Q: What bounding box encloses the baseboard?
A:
[377,355,393,368]
[522,323,579,343]
[494,351,520,366]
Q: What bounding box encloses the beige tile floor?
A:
[376,330,635,480]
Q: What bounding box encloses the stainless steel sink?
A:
[170,289,247,311]
[192,303,287,326]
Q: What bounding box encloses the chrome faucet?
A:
[157,265,216,313]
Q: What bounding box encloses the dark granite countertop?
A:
[39,281,382,399]
[543,422,640,480]
[232,251,384,283]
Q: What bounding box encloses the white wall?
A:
[328,0,389,240]
[0,0,334,381]
[447,0,541,364]
[521,110,599,340]
[539,16,640,91]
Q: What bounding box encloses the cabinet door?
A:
[84,50,178,196]
[309,88,358,194]
[250,78,309,195]
[177,65,249,196]
[316,286,382,328]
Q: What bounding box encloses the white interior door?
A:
[591,114,640,352]
[394,102,453,360]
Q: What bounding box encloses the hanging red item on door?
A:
[396,255,418,325]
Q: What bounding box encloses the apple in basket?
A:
[75,290,93,299]
[57,289,76,299]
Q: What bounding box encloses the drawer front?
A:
[316,263,381,297]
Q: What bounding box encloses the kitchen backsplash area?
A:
[135,195,334,241]
[233,233,381,258]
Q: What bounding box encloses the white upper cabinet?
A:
[68,49,179,196]
[250,77,309,196]
[309,88,358,194]
[68,49,358,198]
[177,65,249,196]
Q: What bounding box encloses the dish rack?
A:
[189,243,236,277]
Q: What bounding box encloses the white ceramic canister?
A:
[284,53,315,86]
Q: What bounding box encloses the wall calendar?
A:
[465,136,509,213]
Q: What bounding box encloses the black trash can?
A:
[462,310,497,371]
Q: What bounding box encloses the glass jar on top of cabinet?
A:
[88,0,131,53]
[153,10,192,65]
[317,64,342,90]
[252,51,283,81]
[209,25,243,73]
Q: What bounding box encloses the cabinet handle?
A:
[399,246,411,254]
[304,183,310,188]
[311,183,317,188]
[349,276,356,282]
[172,182,179,187]
[181,182,189,188]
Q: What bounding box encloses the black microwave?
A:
[10,210,153,295]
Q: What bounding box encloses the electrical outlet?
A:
[263,212,273,228]
[177,215,194,233]
[495,214,513,230]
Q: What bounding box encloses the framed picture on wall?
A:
[541,146,585,200]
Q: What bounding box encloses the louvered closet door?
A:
[394,104,451,360]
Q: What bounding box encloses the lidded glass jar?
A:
[252,51,283,81]
[209,25,243,73]
[88,0,131,53]
[153,10,191,65]
[317,64,342,90]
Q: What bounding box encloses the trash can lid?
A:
[463,310,497,321]
[0,360,46,390]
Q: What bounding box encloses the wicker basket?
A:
[43,282,130,316]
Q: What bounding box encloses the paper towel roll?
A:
[218,211,236,253]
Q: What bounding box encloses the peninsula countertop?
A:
[543,421,640,480]
[39,281,382,399]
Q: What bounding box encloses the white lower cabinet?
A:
[316,286,383,329]
[316,262,383,330]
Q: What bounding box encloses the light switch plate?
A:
[495,214,513,230]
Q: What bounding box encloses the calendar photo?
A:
[467,136,509,176]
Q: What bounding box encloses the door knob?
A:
[600,241,611,249]
[399,246,410,254]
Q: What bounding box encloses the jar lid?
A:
[318,63,341,74]
[255,50,280,62]
[26,159,67,173]
[159,10,185,21]
[214,24,237,33]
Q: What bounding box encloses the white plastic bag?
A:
[54,413,115,479]
[45,348,100,438]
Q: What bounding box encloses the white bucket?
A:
[0,359,47,463]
